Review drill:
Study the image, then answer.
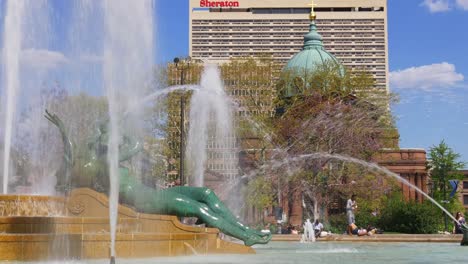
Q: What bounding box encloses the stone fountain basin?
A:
[0,188,253,261]
[0,194,66,217]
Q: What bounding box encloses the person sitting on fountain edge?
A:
[313,219,323,238]
[454,212,466,234]
[348,223,374,236]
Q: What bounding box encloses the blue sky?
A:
[156,0,468,165]
[387,0,468,165]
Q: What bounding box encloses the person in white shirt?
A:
[313,219,324,238]
[346,194,357,224]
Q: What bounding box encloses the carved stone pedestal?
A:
[0,188,254,261]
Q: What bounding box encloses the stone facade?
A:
[458,170,468,212]
[374,149,428,202]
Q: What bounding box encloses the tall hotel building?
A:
[189,0,389,91]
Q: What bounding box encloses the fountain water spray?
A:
[296,152,461,224]
[103,0,154,261]
[1,0,25,194]
[301,219,315,243]
[186,65,237,187]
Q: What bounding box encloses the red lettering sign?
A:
[200,0,240,8]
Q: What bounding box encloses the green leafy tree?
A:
[428,140,466,230]
[244,175,276,222]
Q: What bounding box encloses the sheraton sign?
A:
[200,0,240,7]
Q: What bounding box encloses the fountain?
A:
[300,219,315,243]
[186,64,237,187]
[0,0,260,261]
[0,101,258,262]
[0,0,466,263]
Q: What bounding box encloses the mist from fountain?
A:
[126,84,200,116]
[186,65,237,187]
[1,0,25,194]
[301,219,315,243]
[102,0,154,259]
[1,0,53,195]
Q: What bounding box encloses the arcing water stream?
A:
[239,151,461,225]
[298,152,461,224]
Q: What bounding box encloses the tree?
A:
[428,140,466,231]
[9,87,109,194]
[259,62,400,223]
[244,175,276,222]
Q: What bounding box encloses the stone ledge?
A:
[272,234,463,242]
[0,233,254,260]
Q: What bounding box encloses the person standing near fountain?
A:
[346,195,357,223]
[346,194,357,234]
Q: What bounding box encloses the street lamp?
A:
[173,57,191,186]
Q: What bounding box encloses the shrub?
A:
[354,201,379,229]
[327,213,348,234]
[378,193,441,234]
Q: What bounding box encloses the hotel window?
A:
[464,195,468,205]
[463,181,468,189]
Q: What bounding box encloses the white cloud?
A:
[79,54,102,63]
[390,62,464,89]
[422,0,468,11]
[421,0,451,12]
[20,49,68,70]
[456,0,468,9]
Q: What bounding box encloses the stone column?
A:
[409,174,416,201]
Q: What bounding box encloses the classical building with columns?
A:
[374,149,428,202]
[458,170,468,211]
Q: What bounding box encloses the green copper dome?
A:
[282,21,344,97]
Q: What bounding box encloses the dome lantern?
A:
[281,0,344,98]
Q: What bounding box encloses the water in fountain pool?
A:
[19,242,468,264]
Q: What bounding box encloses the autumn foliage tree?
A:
[249,61,401,222]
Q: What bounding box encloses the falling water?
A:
[1,0,25,194]
[186,65,237,187]
[103,0,154,259]
[301,219,315,243]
